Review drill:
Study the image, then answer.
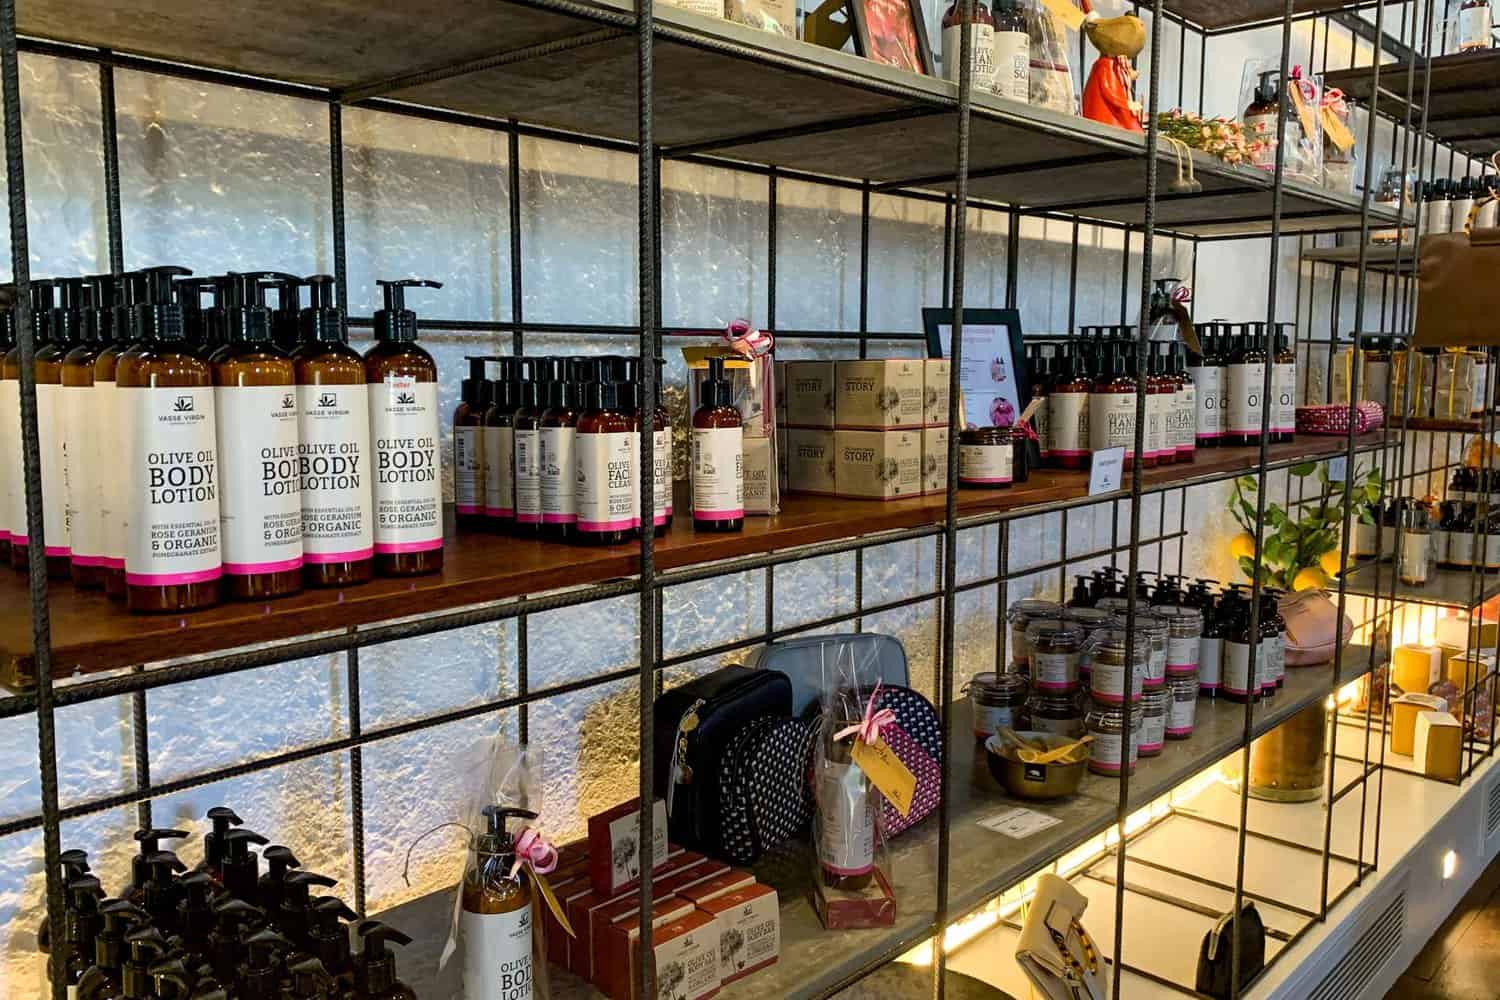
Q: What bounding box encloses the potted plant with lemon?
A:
[1227,460,1383,591]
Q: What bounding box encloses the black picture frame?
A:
[922,307,1029,430]
[848,0,935,77]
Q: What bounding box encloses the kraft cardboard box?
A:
[835,359,925,429]
[922,426,949,495]
[784,361,835,428]
[1415,710,1463,781]
[698,883,780,983]
[834,429,922,500]
[924,359,951,427]
[743,435,774,514]
[786,428,836,495]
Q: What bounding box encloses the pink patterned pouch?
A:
[1295,401,1385,436]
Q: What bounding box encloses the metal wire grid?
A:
[0,0,1474,997]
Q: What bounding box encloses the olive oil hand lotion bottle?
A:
[117,265,223,613]
[364,279,443,577]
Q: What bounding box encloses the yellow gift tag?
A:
[1322,107,1356,153]
[534,870,576,938]
[1039,0,1087,31]
[1288,83,1320,145]
[851,737,917,818]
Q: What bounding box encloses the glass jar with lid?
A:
[1024,689,1086,738]
[1007,598,1063,671]
[1083,627,1146,704]
[1152,605,1205,671]
[1167,669,1199,739]
[1086,700,1143,775]
[1025,618,1085,693]
[1140,686,1168,757]
[1065,606,1114,682]
[965,670,1028,741]
[1108,612,1168,688]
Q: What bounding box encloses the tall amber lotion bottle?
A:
[117,265,223,613]
[210,273,303,601]
[292,275,374,588]
[460,806,538,1000]
[93,273,133,598]
[364,279,444,577]
[61,276,110,587]
[25,279,76,578]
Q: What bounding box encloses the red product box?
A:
[587,798,670,897]
[560,881,609,973]
[812,866,896,929]
[699,884,780,983]
[653,859,729,899]
[595,894,695,998]
[556,839,589,868]
[544,870,592,968]
[678,869,756,906]
[613,907,721,1000]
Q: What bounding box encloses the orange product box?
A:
[613,907,721,1000]
[678,869,756,906]
[700,884,780,983]
[596,894,696,997]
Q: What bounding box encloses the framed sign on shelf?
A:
[922,307,1028,429]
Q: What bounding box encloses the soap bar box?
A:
[835,359,925,430]
[786,428,836,495]
[783,360,835,428]
[698,883,780,984]
[834,429,922,500]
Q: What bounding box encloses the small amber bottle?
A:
[511,360,545,539]
[691,357,743,533]
[293,275,374,588]
[364,279,444,577]
[92,273,133,599]
[539,362,583,542]
[27,279,76,578]
[61,277,108,587]
[576,379,635,546]
[211,273,303,601]
[117,265,223,614]
[453,357,489,531]
[482,358,519,535]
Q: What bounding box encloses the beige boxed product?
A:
[786,429,836,496]
[834,429,922,500]
[922,426,949,496]
[1415,710,1463,781]
[698,883,780,983]
[727,0,796,36]
[743,436,774,514]
[834,359,925,430]
[924,359,951,427]
[784,360,835,428]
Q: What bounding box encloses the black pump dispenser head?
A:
[208,896,264,984]
[288,955,335,998]
[700,356,734,409]
[28,278,56,345]
[258,845,301,912]
[280,869,338,943]
[238,927,290,1000]
[373,278,441,342]
[224,272,293,344]
[148,959,193,1000]
[270,274,303,348]
[132,828,189,890]
[141,849,188,925]
[1254,69,1281,105]
[300,275,346,343]
[122,925,167,999]
[176,872,216,950]
[82,273,124,346]
[221,828,269,900]
[355,920,412,996]
[202,806,243,873]
[308,896,358,975]
[133,266,193,342]
[53,276,90,346]
[463,357,488,407]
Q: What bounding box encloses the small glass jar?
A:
[1094,596,1130,615]
[1007,598,1063,670]
[1083,628,1146,704]
[1140,686,1168,757]
[959,427,1016,488]
[1024,690,1086,739]
[966,670,1028,741]
[1025,618,1084,693]
[1153,605,1204,671]
[1065,606,1114,682]
[1110,613,1168,689]
[1086,701,1143,775]
[1167,669,1199,740]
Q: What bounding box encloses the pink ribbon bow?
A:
[508,827,559,879]
[834,682,898,746]
[1288,65,1318,102]
[1321,87,1347,114]
[724,318,774,359]
[1013,421,1040,443]
[1170,284,1192,305]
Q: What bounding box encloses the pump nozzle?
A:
[374,278,442,342]
[288,956,334,998]
[307,896,357,975]
[300,275,346,343]
[280,870,337,942]
[132,829,189,889]
[1255,69,1282,105]
[355,920,412,996]
[223,272,295,344]
[221,828,269,901]
[148,959,193,1000]
[202,806,243,872]
[258,845,300,911]
[133,266,193,342]
[240,927,290,980]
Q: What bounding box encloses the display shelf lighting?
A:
[1443,849,1459,880]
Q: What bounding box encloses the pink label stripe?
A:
[694,508,744,521]
[1034,680,1078,691]
[822,862,875,877]
[580,518,635,531]
[961,476,1012,485]
[456,504,482,515]
[1140,741,1165,753]
[1166,663,1198,672]
[839,422,923,431]
[652,513,670,526]
[484,507,515,518]
[542,513,577,524]
[1143,679,1166,690]
[516,513,542,525]
[1051,448,1089,457]
[304,547,374,565]
[45,545,70,558]
[1199,682,1220,692]
[1090,760,1127,773]
[374,538,443,554]
[1166,726,1195,736]
[127,566,223,586]
[70,555,108,567]
[0,531,8,543]
[102,557,126,570]
[224,556,305,575]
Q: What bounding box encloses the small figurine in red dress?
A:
[1078,0,1146,132]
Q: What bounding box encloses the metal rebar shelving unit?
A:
[0,0,1476,997]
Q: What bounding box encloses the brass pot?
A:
[984,732,1088,800]
[1230,702,1328,803]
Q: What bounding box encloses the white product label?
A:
[539,425,576,526]
[1228,362,1266,435]
[1270,634,1285,683]
[607,805,669,888]
[0,378,13,540]
[576,431,635,533]
[454,425,482,514]
[1474,362,1490,413]
[973,702,1016,738]
[1188,366,1223,440]
[100,379,127,565]
[1167,634,1198,668]
[1032,650,1078,690]
[941,21,996,93]
[1172,385,1197,451]
[36,384,70,553]
[653,427,672,525]
[959,442,1012,484]
[460,906,534,1000]
[816,761,875,875]
[484,424,515,518]
[1048,392,1089,457]
[297,383,373,563]
[63,384,101,561]
[514,426,540,525]
[1459,5,1493,48]
[369,377,442,554]
[1273,362,1296,432]
[1447,530,1476,567]
[1033,395,1052,456]
[1089,658,1143,703]
[1145,391,1166,457]
[216,385,302,573]
[692,425,743,521]
[978,807,1063,838]
[1400,529,1430,583]
[1198,636,1222,689]
[1089,391,1138,456]
[123,385,221,585]
[1430,199,1454,236]
[1089,731,1127,771]
[1168,685,1197,733]
[1353,519,1378,557]
[1142,710,1166,750]
[652,921,720,1000]
[1224,640,1254,697]
[993,29,1029,102]
[1145,644,1167,686]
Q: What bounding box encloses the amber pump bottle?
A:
[576,379,635,546]
[211,273,303,601]
[75,275,125,590]
[483,357,519,534]
[352,921,417,1000]
[454,357,489,530]
[0,292,16,563]
[94,272,136,599]
[117,264,224,613]
[460,806,538,1000]
[293,275,374,588]
[1049,344,1091,469]
[365,279,444,577]
[58,277,109,586]
[25,279,76,577]
[1089,342,1139,468]
[511,360,545,537]
[1225,323,1267,447]
[539,359,583,541]
[691,356,743,532]
[1271,322,1296,444]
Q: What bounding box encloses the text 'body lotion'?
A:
[117,266,223,613]
[364,279,444,577]
[293,275,374,587]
